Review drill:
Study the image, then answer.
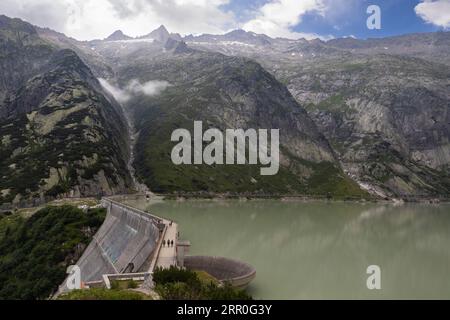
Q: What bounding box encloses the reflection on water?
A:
[125,199,450,299]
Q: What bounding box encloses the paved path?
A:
[155,219,178,269]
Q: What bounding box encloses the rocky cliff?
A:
[187,30,450,199]
[0,16,132,206]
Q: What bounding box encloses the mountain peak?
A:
[155,25,169,33]
[226,29,249,36]
[140,25,170,43]
[222,29,272,46]
[105,30,132,41]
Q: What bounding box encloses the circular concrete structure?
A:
[184,256,256,289]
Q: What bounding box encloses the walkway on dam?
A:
[155,218,178,269]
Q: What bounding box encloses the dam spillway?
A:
[74,199,164,283]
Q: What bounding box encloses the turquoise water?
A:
[125,199,450,299]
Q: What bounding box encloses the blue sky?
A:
[0,0,449,40]
[290,0,445,39]
[224,0,450,40]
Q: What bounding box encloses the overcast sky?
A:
[0,0,449,41]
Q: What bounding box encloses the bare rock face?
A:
[291,56,450,198]
[0,16,133,205]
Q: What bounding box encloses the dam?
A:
[77,199,165,282]
[58,197,256,295]
[58,198,181,293]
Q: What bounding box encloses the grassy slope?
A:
[134,111,368,198]
[0,205,105,300]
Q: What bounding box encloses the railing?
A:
[102,197,165,224]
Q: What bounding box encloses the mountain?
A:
[100,41,367,197]
[186,29,450,66]
[0,16,133,206]
[105,30,132,41]
[293,55,450,198]
[1,16,448,201]
[35,26,113,78]
[140,25,171,44]
[78,24,366,197]
[327,32,450,66]
[186,29,273,47]
[185,29,450,199]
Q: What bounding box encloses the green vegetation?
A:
[153,266,252,300]
[305,94,356,114]
[110,279,140,290]
[0,211,22,239]
[120,53,370,200]
[58,288,151,300]
[132,112,369,199]
[0,35,131,205]
[305,161,369,199]
[0,205,106,300]
[0,102,128,205]
[195,271,220,286]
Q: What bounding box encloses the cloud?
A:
[0,0,337,40]
[0,0,236,40]
[0,0,72,33]
[126,79,172,96]
[99,78,131,103]
[242,0,331,40]
[99,78,171,103]
[415,0,450,29]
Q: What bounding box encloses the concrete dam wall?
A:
[75,199,162,283]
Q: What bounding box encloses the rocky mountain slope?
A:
[0,16,132,206]
[89,34,366,197]
[1,16,448,201]
[289,55,450,198]
[186,30,450,199]
[327,32,450,66]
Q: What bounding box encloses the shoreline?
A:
[2,192,449,213]
[156,192,450,204]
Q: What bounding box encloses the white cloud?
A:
[126,79,172,97]
[0,0,71,33]
[415,0,450,29]
[99,78,171,103]
[99,78,131,103]
[0,0,337,40]
[0,0,236,40]
[242,0,332,40]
